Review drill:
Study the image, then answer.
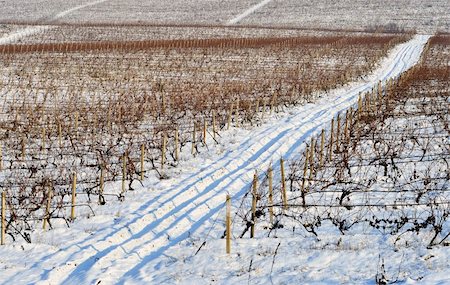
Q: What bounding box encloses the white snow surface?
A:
[1,35,443,284]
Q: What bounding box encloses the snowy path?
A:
[0,0,109,44]
[227,0,274,25]
[2,35,430,284]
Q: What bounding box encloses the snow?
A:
[0,34,441,284]
[227,0,274,25]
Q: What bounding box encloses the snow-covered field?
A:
[0,0,448,32]
[0,1,448,284]
[1,33,444,284]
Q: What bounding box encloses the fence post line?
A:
[280,158,287,210]
[226,194,231,254]
[1,191,5,245]
[140,144,145,181]
[71,172,77,221]
[268,166,274,225]
[250,172,258,238]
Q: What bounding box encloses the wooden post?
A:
[203,119,207,145]
[226,194,231,254]
[329,118,334,161]
[122,154,126,194]
[344,110,349,144]
[319,129,325,167]
[268,166,274,225]
[336,113,341,153]
[280,158,287,209]
[227,103,232,130]
[235,99,240,128]
[58,122,62,148]
[1,191,5,245]
[21,137,25,161]
[99,166,104,201]
[309,138,315,180]
[212,110,216,141]
[43,186,53,230]
[175,129,179,161]
[191,123,196,155]
[250,172,257,238]
[71,172,77,221]
[348,107,353,143]
[301,147,309,193]
[161,133,167,170]
[140,144,145,181]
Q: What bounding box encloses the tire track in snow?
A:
[4,35,428,285]
[0,0,109,44]
[227,0,274,25]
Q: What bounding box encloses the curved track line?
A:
[227,0,274,25]
[0,0,109,44]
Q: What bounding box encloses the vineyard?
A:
[0,25,410,244]
[0,3,447,280]
[227,34,449,282]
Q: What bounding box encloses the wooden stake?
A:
[280,158,287,210]
[250,172,257,238]
[203,119,207,145]
[301,147,309,194]
[1,191,5,245]
[43,186,53,230]
[99,166,104,201]
[41,127,46,154]
[140,144,145,181]
[122,154,126,194]
[0,144,2,171]
[71,172,77,221]
[329,118,334,161]
[191,123,196,155]
[309,138,315,180]
[175,129,179,161]
[336,113,341,153]
[227,103,232,130]
[268,166,274,225]
[58,122,62,148]
[319,129,325,167]
[212,110,216,141]
[226,194,231,254]
[161,133,167,170]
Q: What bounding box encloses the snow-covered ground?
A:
[0,0,448,32]
[0,34,438,284]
